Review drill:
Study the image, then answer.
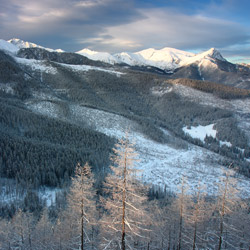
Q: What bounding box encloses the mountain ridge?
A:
[77,46,226,72]
[1,38,249,89]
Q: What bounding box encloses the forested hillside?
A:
[0,45,250,249]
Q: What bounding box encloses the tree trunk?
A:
[218,175,228,250]
[192,189,200,250]
[177,181,184,250]
[81,169,84,250]
[121,149,127,250]
[81,213,84,250]
[192,221,197,250]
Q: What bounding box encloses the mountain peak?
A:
[77,48,98,55]
[74,46,227,70]
[8,38,64,53]
[201,47,226,61]
[8,38,42,49]
[77,48,117,64]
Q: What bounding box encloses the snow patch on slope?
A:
[26,101,60,118]
[220,140,232,147]
[151,86,173,96]
[60,63,124,76]
[183,124,216,142]
[15,57,58,74]
[0,83,15,95]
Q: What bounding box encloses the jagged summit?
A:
[198,47,226,61]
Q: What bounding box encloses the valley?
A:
[0,38,250,198]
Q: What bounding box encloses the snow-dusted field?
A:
[24,97,250,197]
[24,87,250,198]
[68,104,250,197]
[183,124,216,142]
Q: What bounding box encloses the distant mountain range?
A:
[77,47,225,72]
[1,38,249,89]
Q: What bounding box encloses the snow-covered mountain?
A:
[0,39,19,54]
[77,48,117,64]
[77,46,226,72]
[0,38,231,72]
[1,38,248,87]
[8,38,64,53]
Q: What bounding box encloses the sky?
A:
[0,0,249,63]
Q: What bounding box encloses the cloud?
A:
[0,0,249,62]
[0,0,144,50]
[93,8,250,53]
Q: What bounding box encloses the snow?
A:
[0,39,19,54]
[172,84,250,145]
[151,86,173,96]
[8,38,64,53]
[113,52,145,66]
[59,63,124,76]
[15,57,58,74]
[77,48,117,64]
[76,46,226,71]
[0,178,60,207]
[220,140,232,147]
[67,105,250,197]
[183,124,217,143]
[38,187,60,207]
[26,100,60,118]
[0,83,15,95]
[135,47,195,70]
[24,100,250,198]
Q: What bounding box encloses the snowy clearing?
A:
[151,86,173,96]
[15,57,58,74]
[219,140,232,147]
[183,124,216,143]
[26,100,61,118]
[59,63,124,77]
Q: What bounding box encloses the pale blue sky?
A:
[0,0,249,62]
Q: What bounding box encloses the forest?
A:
[0,137,249,250]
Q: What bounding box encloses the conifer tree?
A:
[33,208,54,250]
[216,168,239,250]
[101,135,149,250]
[59,162,97,250]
